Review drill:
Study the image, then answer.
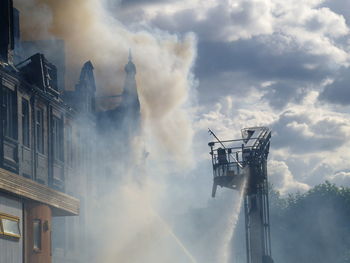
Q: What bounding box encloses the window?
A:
[33,219,41,251]
[2,87,17,139]
[36,108,44,154]
[22,99,30,147]
[52,116,63,161]
[0,213,21,239]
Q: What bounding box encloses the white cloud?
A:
[326,170,350,185]
[124,0,350,66]
[268,160,310,195]
[194,91,276,139]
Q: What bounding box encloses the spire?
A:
[124,49,136,75]
[121,51,140,115]
[79,60,96,91]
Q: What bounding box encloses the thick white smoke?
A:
[13,0,208,263]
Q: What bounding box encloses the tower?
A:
[96,51,141,137]
[76,61,96,114]
[120,50,140,121]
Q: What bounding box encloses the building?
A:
[0,0,141,262]
[0,2,85,263]
[0,1,84,262]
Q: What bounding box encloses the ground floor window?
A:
[0,213,21,238]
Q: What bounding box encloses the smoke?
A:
[14,0,196,164]
[12,0,206,262]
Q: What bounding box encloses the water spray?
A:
[220,178,247,263]
[154,214,198,263]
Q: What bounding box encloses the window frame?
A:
[2,87,17,139]
[52,116,64,162]
[36,108,44,154]
[0,213,21,239]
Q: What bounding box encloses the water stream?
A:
[219,178,247,263]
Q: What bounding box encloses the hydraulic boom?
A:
[208,127,274,263]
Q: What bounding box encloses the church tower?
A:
[120,50,140,121]
[96,50,141,136]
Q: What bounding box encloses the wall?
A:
[25,203,52,263]
[0,193,23,263]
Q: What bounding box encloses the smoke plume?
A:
[14,0,196,164]
[11,1,215,263]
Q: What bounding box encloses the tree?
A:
[269,181,350,263]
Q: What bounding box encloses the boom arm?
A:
[208,127,273,263]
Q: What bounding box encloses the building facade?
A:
[0,1,91,262]
[0,0,141,262]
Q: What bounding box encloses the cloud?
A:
[121,0,173,5]
[269,160,310,195]
[326,170,350,186]
[319,67,350,105]
[262,81,308,109]
[150,0,274,41]
[271,107,350,154]
[322,0,350,26]
[133,0,349,55]
[268,90,350,188]
[196,36,333,80]
[303,7,348,37]
[194,93,276,142]
[195,35,333,107]
[110,0,350,111]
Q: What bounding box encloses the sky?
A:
[104,0,350,196]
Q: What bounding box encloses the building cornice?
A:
[0,168,79,216]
